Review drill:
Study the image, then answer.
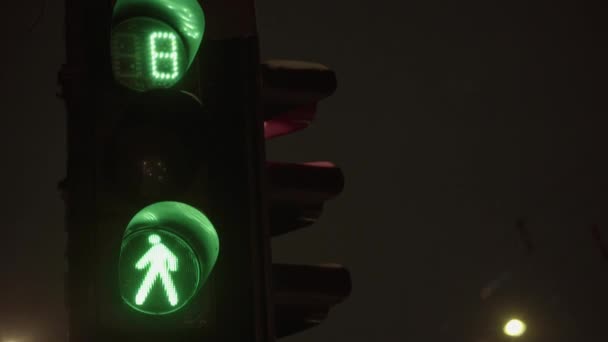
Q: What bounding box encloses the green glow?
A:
[119,202,219,315]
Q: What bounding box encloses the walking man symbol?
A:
[134,234,179,306]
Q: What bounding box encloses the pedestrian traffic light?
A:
[60,0,272,341]
[61,0,347,341]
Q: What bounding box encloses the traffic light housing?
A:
[61,0,271,340]
[60,0,348,341]
[262,60,352,338]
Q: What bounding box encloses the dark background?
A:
[1,1,608,341]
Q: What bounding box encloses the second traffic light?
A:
[262,60,352,338]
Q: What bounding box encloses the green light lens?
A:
[111,17,187,91]
[119,201,219,316]
[119,229,200,315]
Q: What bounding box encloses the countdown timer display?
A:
[111,17,188,92]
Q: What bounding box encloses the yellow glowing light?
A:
[503,318,527,337]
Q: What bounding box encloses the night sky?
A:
[2,0,608,341]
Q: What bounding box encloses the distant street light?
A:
[503,318,527,337]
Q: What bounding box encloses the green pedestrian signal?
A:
[120,229,199,314]
[135,234,180,307]
[118,202,219,315]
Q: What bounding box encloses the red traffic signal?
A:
[262,60,350,338]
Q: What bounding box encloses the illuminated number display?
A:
[111,18,187,92]
[150,32,180,81]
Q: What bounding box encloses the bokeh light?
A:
[503,318,527,337]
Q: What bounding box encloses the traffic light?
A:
[60,0,271,341]
[262,60,352,338]
[59,0,348,341]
